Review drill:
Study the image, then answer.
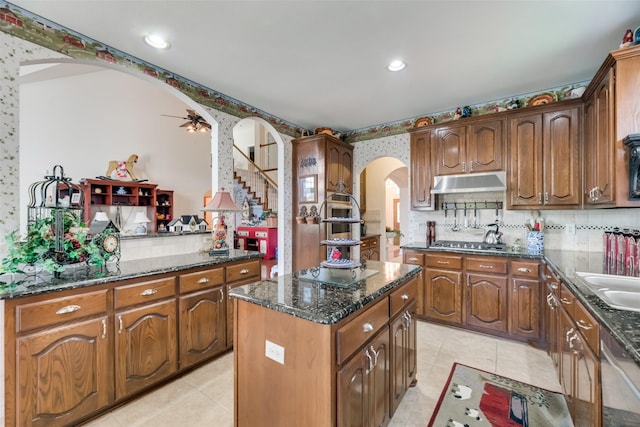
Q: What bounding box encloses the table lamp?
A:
[202,188,241,255]
[134,211,152,234]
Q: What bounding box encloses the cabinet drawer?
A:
[361,237,378,250]
[16,289,108,333]
[336,298,389,365]
[227,260,261,283]
[179,267,225,293]
[426,254,463,270]
[403,251,425,266]
[466,257,508,274]
[510,260,540,278]
[574,300,599,353]
[559,281,576,318]
[390,277,418,318]
[114,277,176,309]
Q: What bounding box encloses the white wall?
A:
[20,68,212,234]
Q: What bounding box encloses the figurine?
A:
[506,99,521,110]
[461,106,472,118]
[621,29,634,48]
[106,154,138,180]
[453,107,462,120]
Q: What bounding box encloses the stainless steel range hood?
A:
[431,171,507,194]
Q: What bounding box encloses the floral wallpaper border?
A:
[1,0,589,144]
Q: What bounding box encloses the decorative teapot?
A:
[484,223,501,244]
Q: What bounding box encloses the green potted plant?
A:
[263,210,278,227]
[385,226,403,245]
[1,210,108,276]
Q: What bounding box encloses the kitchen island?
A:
[229,261,422,427]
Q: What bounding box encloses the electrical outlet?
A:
[565,224,576,235]
[265,339,285,365]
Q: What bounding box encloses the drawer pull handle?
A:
[56,305,80,315]
[362,322,374,333]
[118,315,123,334]
[101,319,107,339]
[550,282,558,290]
[240,269,249,274]
[140,288,158,296]
[401,294,409,300]
[437,261,450,265]
[408,257,418,262]
[560,298,573,305]
[576,319,593,330]
[479,264,494,269]
[517,267,531,273]
[197,277,210,284]
[220,288,225,302]
[365,349,373,375]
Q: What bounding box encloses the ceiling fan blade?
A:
[161,114,188,119]
[186,109,197,117]
[179,122,192,128]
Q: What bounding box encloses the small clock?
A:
[102,234,119,253]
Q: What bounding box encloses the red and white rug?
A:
[428,363,572,427]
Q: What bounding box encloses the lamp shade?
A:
[202,188,241,212]
[134,211,151,224]
[93,211,109,222]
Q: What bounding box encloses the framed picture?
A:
[299,175,317,203]
[71,192,81,205]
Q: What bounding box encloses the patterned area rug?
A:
[428,363,572,427]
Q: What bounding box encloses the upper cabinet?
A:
[582,44,640,208]
[507,102,581,209]
[326,138,354,194]
[433,117,504,175]
[409,128,434,211]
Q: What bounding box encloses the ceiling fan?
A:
[161,109,211,133]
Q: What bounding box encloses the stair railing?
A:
[233,144,278,211]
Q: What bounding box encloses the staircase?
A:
[233,144,278,213]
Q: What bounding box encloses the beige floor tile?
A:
[83,320,560,426]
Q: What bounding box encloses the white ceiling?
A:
[9,0,640,131]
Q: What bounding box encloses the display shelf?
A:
[320,238,361,246]
[155,190,173,233]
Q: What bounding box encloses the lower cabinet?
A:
[390,300,417,415]
[17,316,112,427]
[465,273,508,333]
[338,327,390,427]
[5,258,261,427]
[424,253,463,323]
[361,235,381,261]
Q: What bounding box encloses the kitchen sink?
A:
[574,272,640,313]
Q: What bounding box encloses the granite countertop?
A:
[0,249,263,300]
[401,241,543,259]
[229,260,422,325]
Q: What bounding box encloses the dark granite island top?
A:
[229,260,422,325]
[0,249,263,300]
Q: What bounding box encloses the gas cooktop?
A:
[430,240,507,252]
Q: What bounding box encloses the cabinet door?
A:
[17,317,111,427]
[424,269,462,324]
[390,301,417,416]
[179,285,226,368]
[544,279,560,371]
[327,141,353,193]
[467,119,504,173]
[509,277,541,340]
[559,308,575,399]
[573,332,601,427]
[337,328,389,427]
[465,273,508,333]
[435,126,466,175]
[543,107,581,206]
[115,299,177,400]
[508,114,544,207]
[585,69,615,205]
[410,130,433,210]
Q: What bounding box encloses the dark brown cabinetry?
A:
[292,134,354,271]
[5,257,261,427]
[402,250,426,316]
[224,259,261,348]
[361,235,380,261]
[464,257,508,333]
[508,103,581,208]
[408,128,434,211]
[434,118,504,175]
[155,189,174,232]
[424,254,463,324]
[509,260,541,341]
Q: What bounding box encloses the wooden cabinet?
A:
[434,118,504,175]
[509,260,541,341]
[408,128,434,211]
[544,266,561,373]
[402,250,426,316]
[582,44,640,207]
[424,254,463,324]
[507,102,581,209]
[179,267,227,368]
[225,259,262,348]
[113,277,178,400]
[292,134,354,271]
[5,257,261,427]
[465,272,508,333]
[361,235,380,261]
[390,299,417,415]
[155,189,174,232]
[338,327,390,427]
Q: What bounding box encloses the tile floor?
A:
[83,321,561,427]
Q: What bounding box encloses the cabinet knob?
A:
[437,260,450,265]
[197,277,210,284]
[240,269,250,274]
[544,192,549,204]
[576,319,593,331]
[362,322,374,333]
[56,305,81,315]
[479,264,494,269]
[401,294,409,300]
[538,193,542,204]
[517,267,531,273]
[140,288,158,296]
[408,257,418,262]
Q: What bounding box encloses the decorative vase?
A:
[305,216,315,224]
[267,217,278,227]
[296,216,304,224]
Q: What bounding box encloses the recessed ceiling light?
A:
[144,34,169,49]
[387,60,406,72]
